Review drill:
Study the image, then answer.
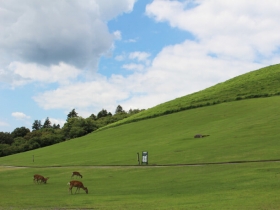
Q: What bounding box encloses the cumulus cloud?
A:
[7,62,81,87]
[12,112,31,120]
[33,75,129,111]
[129,52,151,65]
[146,0,280,63]
[0,0,136,86]
[122,63,145,71]
[46,117,66,127]
[113,30,122,40]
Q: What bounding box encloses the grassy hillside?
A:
[0,96,280,167]
[101,63,280,130]
[1,96,280,209]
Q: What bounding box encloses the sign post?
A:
[142,151,148,165]
[137,153,140,165]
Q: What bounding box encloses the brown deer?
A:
[71,171,83,179]
[68,180,88,194]
[33,174,49,184]
[194,134,210,138]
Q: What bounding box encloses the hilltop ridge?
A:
[100,63,280,130]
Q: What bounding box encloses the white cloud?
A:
[7,62,81,87]
[146,0,280,62]
[122,63,145,71]
[118,52,151,72]
[12,112,31,120]
[46,117,66,127]
[113,30,122,40]
[129,51,151,64]
[0,0,137,86]
[94,0,136,21]
[33,75,129,112]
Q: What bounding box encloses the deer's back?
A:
[70,180,84,187]
[34,174,44,179]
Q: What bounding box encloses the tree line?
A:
[0,105,143,157]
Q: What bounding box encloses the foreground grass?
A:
[0,96,280,167]
[1,162,280,210]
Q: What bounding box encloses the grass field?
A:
[1,64,280,209]
[0,96,280,167]
[1,162,280,210]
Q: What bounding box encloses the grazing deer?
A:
[33,174,49,184]
[71,171,83,179]
[194,134,210,138]
[68,180,88,194]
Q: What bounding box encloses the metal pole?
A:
[137,153,140,165]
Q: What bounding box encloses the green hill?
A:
[100,63,280,130]
[0,63,280,166]
[0,95,280,167]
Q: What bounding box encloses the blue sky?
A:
[1,0,280,132]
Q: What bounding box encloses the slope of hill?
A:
[0,63,280,167]
[100,63,280,130]
[0,96,279,167]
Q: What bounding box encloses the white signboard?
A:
[142,152,148,164]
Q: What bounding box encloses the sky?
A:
[1,0,280,132]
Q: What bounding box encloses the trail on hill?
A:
[2,159,280,169]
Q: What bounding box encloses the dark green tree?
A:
[43,117,52,128]
[97,109,109,119]
[115,105,125,114]
[67,109,78,120]
[89,114,97,120]
[32,120,42,130]
[62,117,97,139]
[0,144,11,156]
[52,123,60,129]
[0,132,13,145]
[11,127,30,138]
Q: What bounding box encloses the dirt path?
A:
[2,158,280,169]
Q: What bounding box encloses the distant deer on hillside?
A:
[68,180,88,194]
[194,134,210,138]
[71,171,83,178]
[33,174,49,184]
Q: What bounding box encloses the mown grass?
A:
[1,96,280,167]
[100,63,280,130]
[1,162,280,210]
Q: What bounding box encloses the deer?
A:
[67,180,88,194]
[194,134,210,138]
[33,174,49,184]
[71,171,83,179]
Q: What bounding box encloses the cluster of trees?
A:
[0,105,143,157]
